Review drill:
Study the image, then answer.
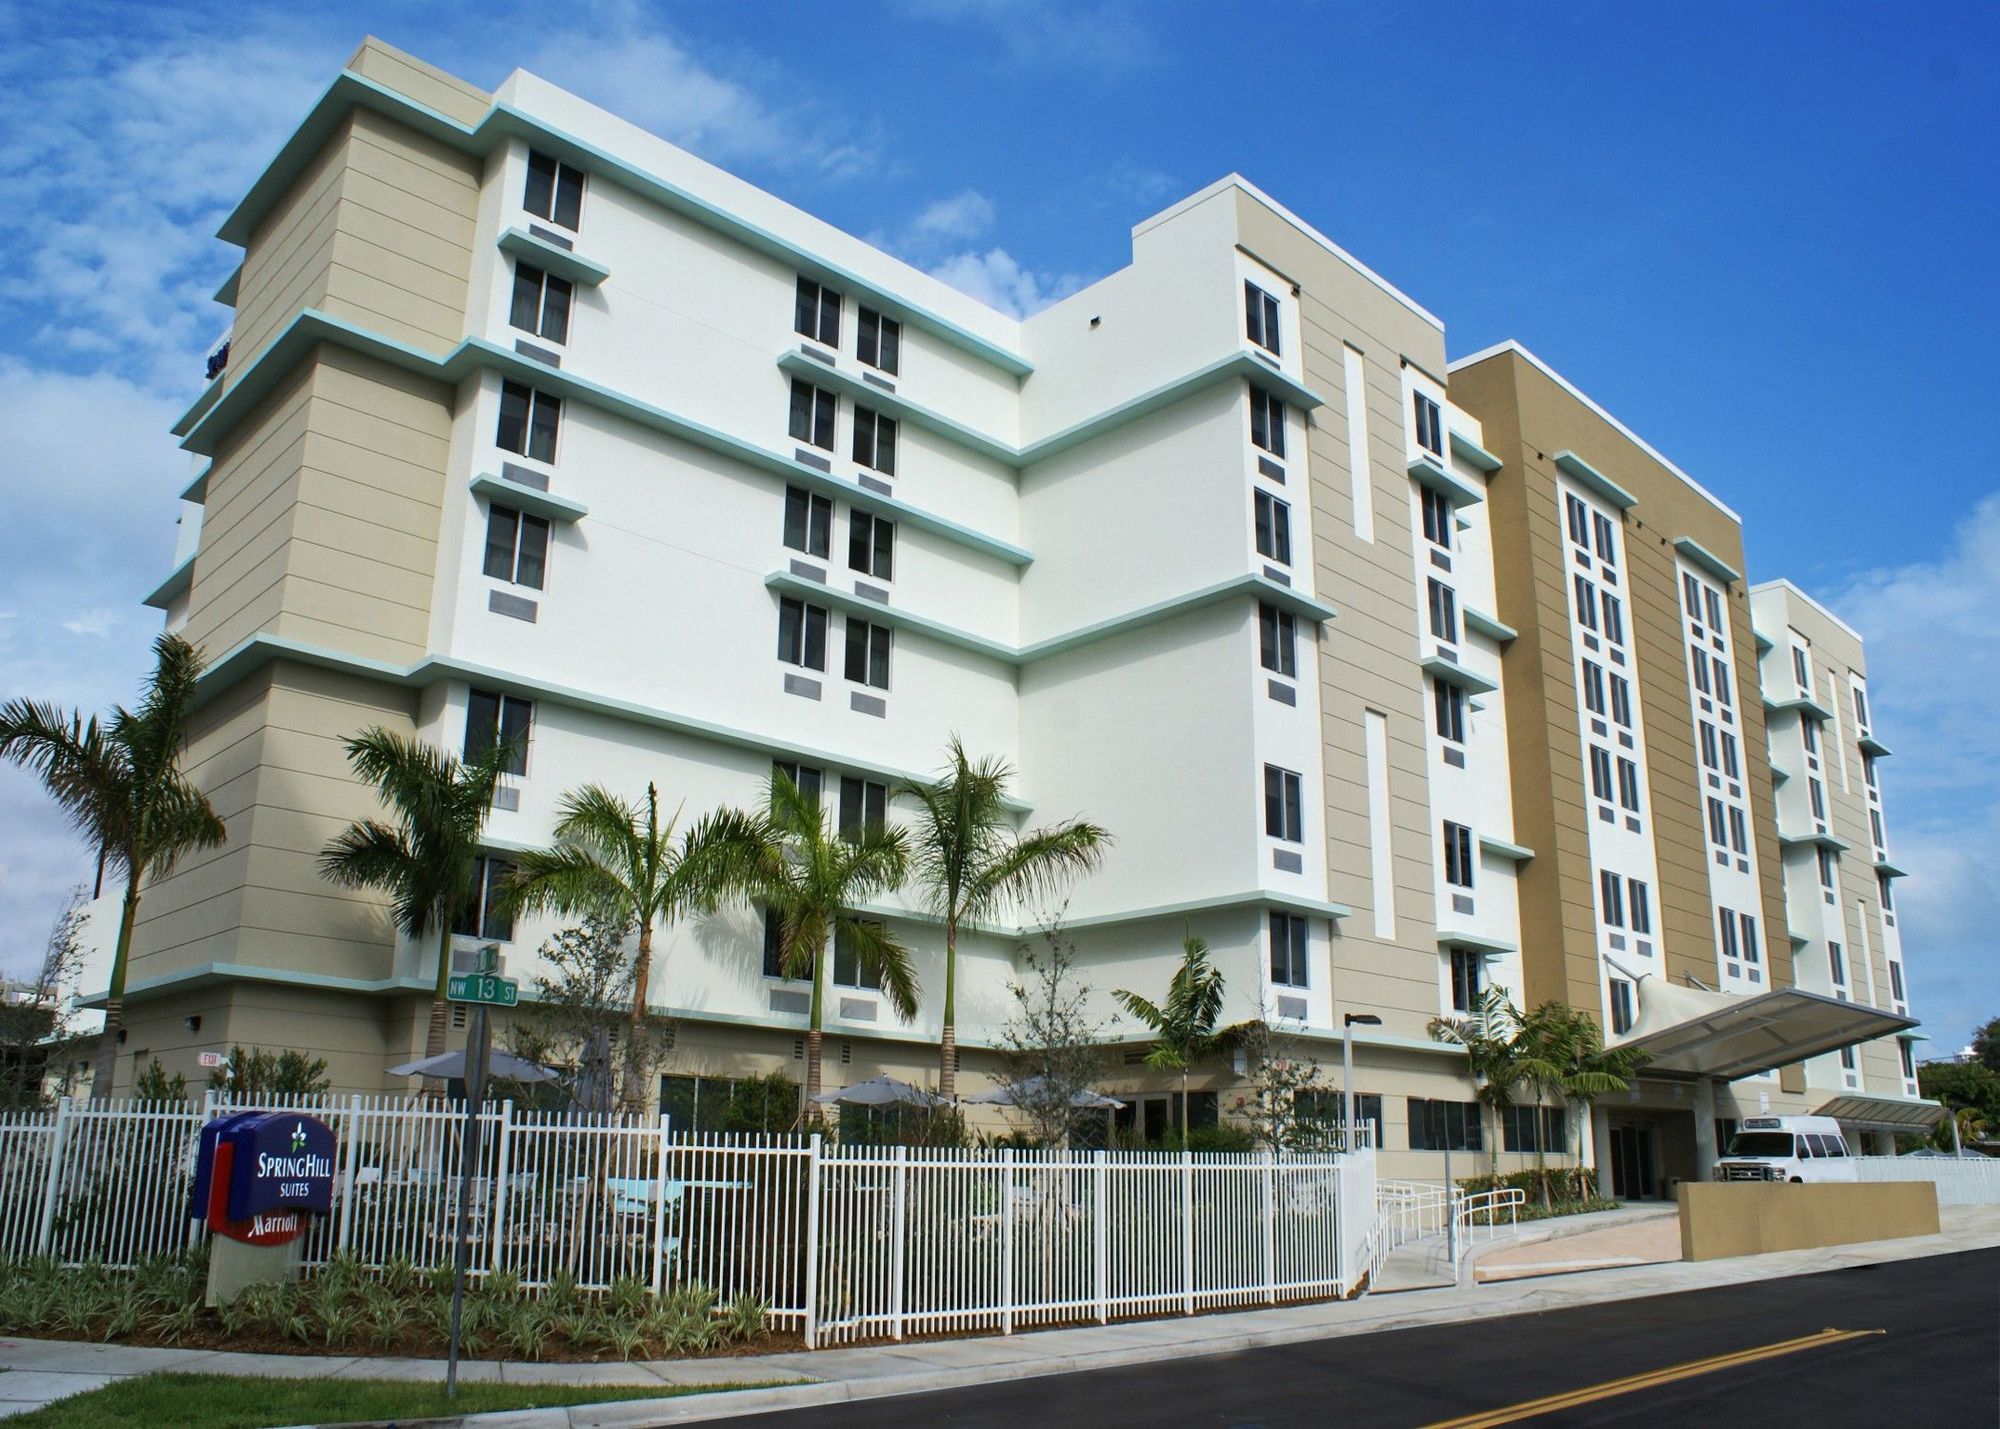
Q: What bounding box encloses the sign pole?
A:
[445,1001,492,1397]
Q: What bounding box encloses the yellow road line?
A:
[1420,1327,1888,1428]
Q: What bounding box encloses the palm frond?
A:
[834,914,920,1021]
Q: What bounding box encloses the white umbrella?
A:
[810,1076,949,1108]
[387,1049,560,1083]
[967,1076,1126,1109]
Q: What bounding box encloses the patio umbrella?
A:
[809,1076,949,1107]
[386,1048,560,1083]
[966,1076,1126,1109]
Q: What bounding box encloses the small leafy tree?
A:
[508,916,671,1115]
[1514,1001,1646,1203]
[1971,1015,2000,1076]
[716,1072,802,1134]
[1237,1022,1343,1152]
[133,1058,189,1103]
[207,1046,332,1100]
[1113,933,1235,1150]
[993,917,1106,1147]
[0,888,91,1111]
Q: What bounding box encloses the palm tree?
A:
[317,728,516,1067]
[1514,1001,1646,1203]
[1113,933,1233,1150]
[1,635,228,1099]
[898,738,1108,1099]
[498,782,765,1109]
[1428,989,1527,1177]
[748,770,916,1119]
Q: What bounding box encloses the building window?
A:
[1683,572,1702,620]
[524,151,584,229]
[1710,656,1731,706]
[1899,1039,1916,1081]
[761,906,795,979]
[509,263,573,344]
[1610,674,1633,728]
[1442,821,1474,889]
[844,618,891,689]
[1592,511,1617,566]
[1889,960,1905,1004]
[1254,490,1292,564]
[1434,679,1465,743]
[1792,645,1811,690]
[1870,808,1885,850]
[1699,721,1719,771]
[1879,872,1894,913]
[1599,868,1625,927]
[1828,941,1846,986]
[452,855,517,942]
[1259,603,1297,678]
[777,597,828,671]
[1250,388,1287,458]
[482,505,549,590]
[1427,578,1458,644]
[1582,660,1607,716]
[1269,912,1309,988]
[1628,878,1651,935]
[773,760,823,807]
[789,379,837,450]
[1707,797,1727,847]
[795,276,841,346]
[838,776,888,842]
[1704,587,1722,629]
[1863,754,1879,791]
[1817,846,1837,890]
[1609,978,1636,1035]
[1244,280,1281,354]
[1852,685,1870,730]
[1616,757,1641,813]
[1408,1098,1482,1152]
[833,921,884,991]
[852,408,898,476]
[1718,906,1740,963]
[1602,593,1626,646]
[1720,730,1739,778]
[848,511,895,580]
[1801,716,1820,755]
[1420,486,1452,550]
[1574,575,1598,631]
[464,689,531,777]
[1264,765,1304,843]
[1503,1106,1565,1154]
[1727,805,1748,854]
[857,306,900,374]
[1565,494,1589,547]
[1591,747,1614,802]
[1809,778,1826,822]
[1740,913,1760,965]
[1691,646,1712,695]
[497,381,560,463]
[1449,947,1481,1013]
[784,486,832,559]
[1412,392,1443,456]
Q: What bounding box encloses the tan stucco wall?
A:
[1677,1180,1939,1261]
[1230,191,1451,1041]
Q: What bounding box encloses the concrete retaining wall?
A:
[1677,1180,1940,1261]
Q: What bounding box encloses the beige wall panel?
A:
[1679,1181,1937,1260]
[344,38,492,127]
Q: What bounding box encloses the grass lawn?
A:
[9,1371,777,1428]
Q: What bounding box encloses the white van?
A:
[1711,1115,1857,1183]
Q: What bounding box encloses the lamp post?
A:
[1342,1013,1381,1149]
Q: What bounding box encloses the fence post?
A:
[1333,1156,1347,1293]
[1181,1148,1194,1317]
[1261,1150,1277,1305]
[34,1096,72,1256]
[1092,1150,1108,1325]
[494,1100,517,1279]
[1000,1146,1015,1336]
[803,1133,822,1350]
[337,1094,361,1257]
[890,1145,908,1342]
[648,1109,669,1296]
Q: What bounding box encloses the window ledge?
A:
[1857,733,1893,757]
[1408,453,1484,506]
[1478,835,1534,863]
[497,226,609,286]
[142,553,196,611]
[1448,429,1502,473]
[1673,536,1743,587]
[1421,653,1499,696]
[1463,607,1517,643]
[1553,449,1638,510]
[469,473,588,522]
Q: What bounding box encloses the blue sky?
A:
[0,1,1993,1052]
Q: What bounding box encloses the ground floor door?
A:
[1609,1120,1658,1200]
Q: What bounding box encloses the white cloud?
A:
[893,0,1164,74]
[910,190,997,243]
[927,247,1088,318]
[1827,492,2000,1053]
[60,610,118,639]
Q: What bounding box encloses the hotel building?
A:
[89,39,1931,1188]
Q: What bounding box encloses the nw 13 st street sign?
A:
[446,973,518,1007]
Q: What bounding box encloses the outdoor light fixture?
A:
[1342,1012,1382,1145]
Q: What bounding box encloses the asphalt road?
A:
[731,1248,2000,1427]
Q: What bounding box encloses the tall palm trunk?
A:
[423,921,451,1099]
[89,879,141,1100]
[938,917,958,1100]
[621,921,654,1111]
[803,947,825,1127]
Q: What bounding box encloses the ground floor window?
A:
[1408,1097,1483,1151]
[1501,1105,1566,1153]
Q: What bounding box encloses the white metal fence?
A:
[1855,1154,2000,1205]
[0,1096,1380,1348]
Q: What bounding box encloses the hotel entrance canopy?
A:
[1811,1093,1947,1134]
[1611,978,1917,1081]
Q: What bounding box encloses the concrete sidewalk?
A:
[2,1204,1994,1426]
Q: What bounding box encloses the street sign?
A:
[446,973,518,1007]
